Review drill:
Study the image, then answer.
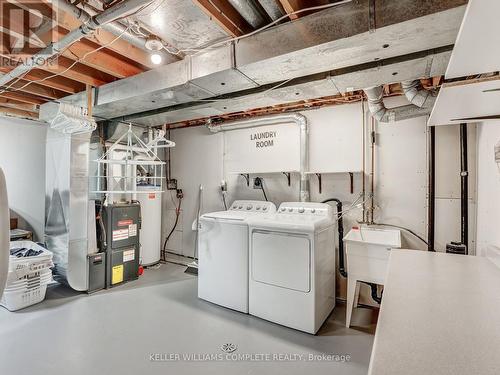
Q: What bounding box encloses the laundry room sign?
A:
[250,130,277,148]
[224,123,301,174]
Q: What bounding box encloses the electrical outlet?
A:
[253,177,262,189]
[176,189,184,199]
[167,179,177,190]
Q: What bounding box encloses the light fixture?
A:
[145,35,164,65]
[150,53,162,65]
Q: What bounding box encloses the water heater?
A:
[136,185,161,266]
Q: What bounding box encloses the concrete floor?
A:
[0,263,377,375]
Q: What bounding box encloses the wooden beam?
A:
[9,0,55,19]
[277,0,328,20]
[38,57,115,86]
[4,79,67,100]
[0,105,38,119]
[56,12,158,69]
[0,34,117,87]
[0,92,46,105]
[40,56,117,86]
[0,5,145,78]
[49,26,145,78]
[192,0,253,37]
[0,64,85,94]
[11,0,158,68]
[0,96,38,111]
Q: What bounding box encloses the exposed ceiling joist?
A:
[277,0,328,19]
[0,49,114,90]
[0,105,38,119]
[0,66,85,94]
[50,27,145,78]
[0,96,38,112]
[0,92,45,105]
[11,0,54,19]
[41,1,464,125]
[192,0,254,37]
[54,9,157,69]
[6,79,66,100]
[40,55,117,87]
[0,3,145,80]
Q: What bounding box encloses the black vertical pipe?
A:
[321,198,347,277]
[460,123,468,254]
[428,126,436,251]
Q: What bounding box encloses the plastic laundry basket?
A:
[1,269,52,311]
[1,242,53,311]
[8,241,53,279]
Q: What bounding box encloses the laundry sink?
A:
[344,227,402,284]
[344,226,401,327]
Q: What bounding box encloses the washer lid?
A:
[200,200,276,222]
[201,210,256,221]
[248,213,334,232]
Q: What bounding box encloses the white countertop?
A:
[368,249,500,375]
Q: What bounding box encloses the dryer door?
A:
[251,230,311,293]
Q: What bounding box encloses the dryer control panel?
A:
[278,202,333,217]
[230,200,276,213]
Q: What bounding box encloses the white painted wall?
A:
[435,122,477,254]
[0,117,47,241]
[476,121,500,258]
[162,126,224,258]
[163,100,477,299]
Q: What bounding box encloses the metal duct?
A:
[364,86,389,122]
[45,129,91,291]
[208,113,310,202]
[128,48,452,125]
[40,2,466,124]
[0,0,153,87]
[227,0,270,28]
[364,85,436,122]
[257,0,285,20]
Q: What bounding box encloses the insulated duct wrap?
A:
[401,80,433,108]
[45,129,91,291]
[364,80,436,122]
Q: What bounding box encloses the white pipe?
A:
[0,168,9,298]
[208,113,310,202]
[0,0,153,87]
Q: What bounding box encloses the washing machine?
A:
[247,202,336,334]
[198,200,276,313]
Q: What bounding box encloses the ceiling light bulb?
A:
[151,53,162,65]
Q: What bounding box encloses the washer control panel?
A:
[230,200,276,213]
[278,202,333,217]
